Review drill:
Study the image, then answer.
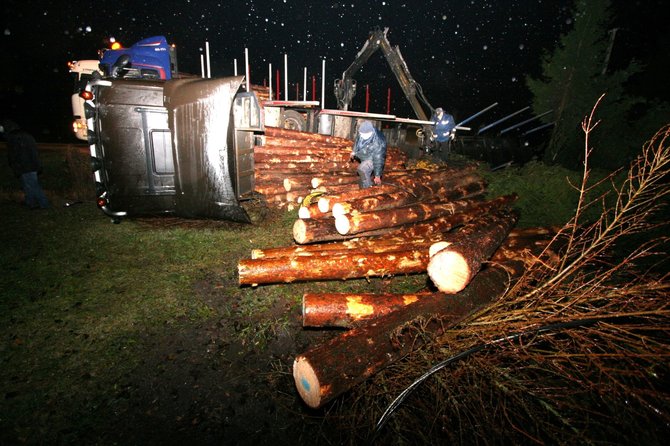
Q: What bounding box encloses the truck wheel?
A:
[280,110,306,131]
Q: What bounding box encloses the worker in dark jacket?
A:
[2,120,50,209]
[431,107,456,161]
[350,120,387,189]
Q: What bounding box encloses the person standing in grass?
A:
[1,119,50,209]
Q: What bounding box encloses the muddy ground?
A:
[83,271,350,445]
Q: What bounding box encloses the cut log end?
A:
[317,197,331,213]
[428,241,451,257]
[293,219,307,244]
[334,215,351,235]
[427,250,471,294]
[331,202,351,217]
[283,178,292,191]
[293,356,322,408]
[298,206,311,219]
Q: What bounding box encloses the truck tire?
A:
[280,110,306,131]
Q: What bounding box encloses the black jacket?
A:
[7,129,41,177]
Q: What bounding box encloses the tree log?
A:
[331,174,486,216]
[299,226,558,328]
[427,209,519,293]
[238,248,429,285]
[334,198,482,235]
[292,262,519,409]
[317,183,404,213]
[302,292,432,328]
[264,126,353,145]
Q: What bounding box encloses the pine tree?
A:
[526,0,645,170]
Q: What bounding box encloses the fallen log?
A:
[299,226,558,328]
[317,183,404,213]
[251,201,524,259]
[302,292,432,328]
[264,126,353,145]
[334,198,481,235]
[292,261,520,409]
[238,248,428,285]
[292,194,515,244]
[331,174,486,216]
[427,209,519,293]
[291,226,554,409]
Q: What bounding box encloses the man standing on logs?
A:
[431,107,456,161]
[350,120,387,189]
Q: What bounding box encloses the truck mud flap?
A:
[163,76,251,223]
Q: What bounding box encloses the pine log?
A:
[292,261,518,409]
[292,229,553,408]
[264,126,353,145]
[331,174,486,216]
[299,226,559,328]
[245,208,518,285]
[317,183,403,213]
[291,194,515,245]
[334,198,481,235]
[427,209,519,293]
[302,292,432,328]
[238,248,429,285]
[310,166,471,189]
[251,200,524,259]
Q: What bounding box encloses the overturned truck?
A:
[83,76,263,223]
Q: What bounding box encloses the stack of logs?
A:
[243,127,558,409]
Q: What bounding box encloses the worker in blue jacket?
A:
[431,107,456,160]
[350,120,387,189]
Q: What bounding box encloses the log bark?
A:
[427,210,518,293]
[251,204,524,259]
[334,198,482,235]
[299,226,558,328]
[317,183,403,213]
[331,174,486,216]
[302,292,432,328]
[264,126,353,145]
[291,226,556,409]
[291,195,515,245]
[292,262,518,409]
[238,248,429,285]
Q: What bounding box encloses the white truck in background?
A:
[68,59,102,141]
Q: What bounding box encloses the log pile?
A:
[239,127,556,409]
[253,127,410,209]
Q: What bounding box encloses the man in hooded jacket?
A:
[350,120,387,189]
[2,120,50,209]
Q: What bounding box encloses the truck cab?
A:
[83,76,262,223]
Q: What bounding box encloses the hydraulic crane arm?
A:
[334,27,434,123]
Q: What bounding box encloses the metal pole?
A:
[284,54,288,101]
[244,48,250,92]
[205,41,211,78]
[321,59,326,109]
[500,110,553,135]
[455,102,498,128]
[522,121,555,136]
[200,54,205,78]
[234,59,238,76]
[268,63,272,100]
[477,106,530,134]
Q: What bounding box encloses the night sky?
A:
[1,0,667,142]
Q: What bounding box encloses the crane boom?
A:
[334,27,433,123]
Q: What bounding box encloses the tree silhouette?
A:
[526,0,658,170]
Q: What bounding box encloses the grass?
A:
[3,139,663,444]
